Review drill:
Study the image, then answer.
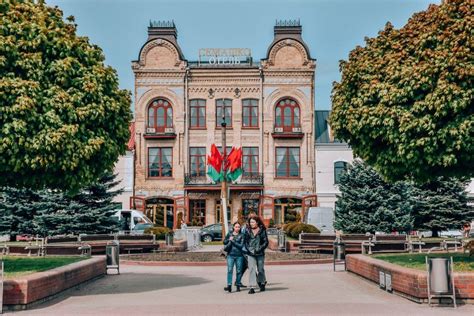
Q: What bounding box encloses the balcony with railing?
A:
[143,126,176,139]
[184,172,264,187]
[272,126,304,139]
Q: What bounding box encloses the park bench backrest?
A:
[118,234,154,242]
[81,234,115,242]
[300,233,336,242]
[47,236,79,243]
[373,235,407,242]
[341,234,372,241]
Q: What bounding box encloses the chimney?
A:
[146,20,185,60]
[274,19,302,39]
[148,20,177,41]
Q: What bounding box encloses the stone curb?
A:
[121,258,333,267]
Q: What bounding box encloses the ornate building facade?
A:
[130,20,316,228]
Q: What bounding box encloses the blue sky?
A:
[47,0,438,110]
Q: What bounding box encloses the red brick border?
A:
[3,256,106,309]
[346,254,474,303]
[268,237,300,252]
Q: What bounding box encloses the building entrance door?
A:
[145,198,175,229]
[273,198,302,224]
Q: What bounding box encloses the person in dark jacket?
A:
[243,216,268,294]
[223,221,245,293]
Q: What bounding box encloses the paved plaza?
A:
[15,263,473,316]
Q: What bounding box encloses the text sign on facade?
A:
[198,48,252,66]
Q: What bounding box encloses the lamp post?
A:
[221,99,230,236]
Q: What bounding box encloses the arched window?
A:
[334,161,348,184]
[275,98,301,132]
[147,99,173,132]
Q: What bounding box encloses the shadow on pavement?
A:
[28,272,212,311]
[263,287,289,292]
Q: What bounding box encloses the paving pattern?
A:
[14,263,473,316]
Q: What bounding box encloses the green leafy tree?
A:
[411,177,473,237]
[334,161,413,234]
[330,0,473,182]
[0,1,132,191]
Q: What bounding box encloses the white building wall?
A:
[112,150,134,209]
[315,143,353,210]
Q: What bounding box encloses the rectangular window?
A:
[242,199,259,220]
[189,147,206,177]
[148,147,172,178]
[189,99,206,128]
[242,147,258,175]
[334,161,348,184]
[216,99,232,127]
[190,200,206,226]
[275,147,300,178]
[242,99,258,128]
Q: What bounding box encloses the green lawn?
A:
[2,256,85,278]
[374,253,474,272]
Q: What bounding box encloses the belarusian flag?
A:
[226,147,243,183]
[207,144,223,183]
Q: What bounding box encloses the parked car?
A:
[132,223,154,235]
[111,209,153,233]
[439,230,463,238]
[303,207,334,235]
[200,223,223,242]
[16,234,33,241]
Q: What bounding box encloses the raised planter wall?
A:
[346,254,474,303]
[3,256,106,309]
[268,237,300,252]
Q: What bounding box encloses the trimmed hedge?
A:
[144,226,172,240]
[290,224,320,238]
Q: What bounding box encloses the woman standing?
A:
[223,222,245,293]
[244,216,268,294]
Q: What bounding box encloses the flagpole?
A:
[221,99,229,236]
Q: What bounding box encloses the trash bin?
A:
[333,238,346,271]
[278,230,286,252]
[165,233,174,246]
[428,258,451,294]
[334,240,346,261]
[425,255,456,307]
[106,241,120,274]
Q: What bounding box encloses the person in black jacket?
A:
[223,222,245,293]
[243,216,268,294]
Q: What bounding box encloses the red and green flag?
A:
[207,144,223,183]
[226,147,243,183]
[206,144,243,183]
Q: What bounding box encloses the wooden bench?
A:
[124,247,144,254]
[25,245,46,256]
[371,235,408,253]
[298,234,372,253]
[298,233,336,253]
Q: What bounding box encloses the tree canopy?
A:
[0,1,132,191]
[330,0,473,182]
